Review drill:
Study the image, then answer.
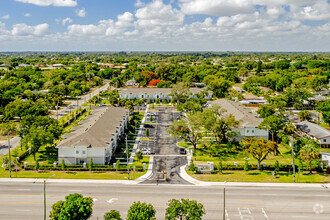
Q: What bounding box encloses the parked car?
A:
[179,148,186,154]
[143,123,154,128]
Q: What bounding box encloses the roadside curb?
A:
[134,155,154,184]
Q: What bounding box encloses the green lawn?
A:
[188,170,330,183]
[0,169,146,180]
[177,142,193,148]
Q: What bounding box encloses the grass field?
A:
[188,170,330,183]
[0,169,146,180]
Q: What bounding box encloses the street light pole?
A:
[223,181,227,220]
[290,136,296,183]
[44,174,55,220]
[8,132,11,178]
[126,135,130,180]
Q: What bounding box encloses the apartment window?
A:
[76,150,79,154]
[324,139,327,142]
[246,130,249,133]
[83,151,86,154]
[252,130,255,133]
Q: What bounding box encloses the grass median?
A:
[187,170,330,183]
[0,168,146,180]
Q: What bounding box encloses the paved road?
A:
[0,83,110,156]
[142,107,189,185]
[0,181,328,219]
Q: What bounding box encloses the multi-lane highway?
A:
[0,181,328,219]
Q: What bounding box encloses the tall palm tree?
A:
[300,142,320,174]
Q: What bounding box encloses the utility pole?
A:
[126,135,130,180]
[8,132,11,178]
[43,180,46,220]
[44,174,55,220]
[56,103,59,120]
[290,137,296,183]
[223,181,226,220]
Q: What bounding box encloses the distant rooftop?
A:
[57,107,129,148]
[209,99,263,127]
[118,87,204,95]
[295,121,330,139]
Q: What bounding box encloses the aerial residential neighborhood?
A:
[0,0,330,219]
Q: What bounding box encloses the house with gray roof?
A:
[118,88,211,101]
[57,107,130,165]
[295,121,330,147]
[209,99,268,141]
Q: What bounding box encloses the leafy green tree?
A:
[316,100,330,126]
[145,128,149,137]
[218,160,223,174]
[258,115,284,142]
[170,82,191,105]
[165,198,205,220]
[168,112,204,151]
[202,105,239,144]
[89,158,93,171]
[126,201,156,220]
[136,151,143,161]
[103,210,122,220]
[298,110,310,121]
[49,193,93,220]
[116,159,120,171]
[203,75,232,98]
[300,141,320,174]
[257,104,275,118]
[241,137,279,170]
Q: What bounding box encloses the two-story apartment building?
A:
[118,88,212,101]
[295,121,330,147]
[209,99,269,141]
[57,107,130,165]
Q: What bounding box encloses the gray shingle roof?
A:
[209,99,263,127]
[57,107,129,148]
[295,121,330,139]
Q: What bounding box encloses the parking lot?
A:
[140,107,190,184]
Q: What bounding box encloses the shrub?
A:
[274,160,280,174]
[61,159,66,170]
[189,159,196,171]
[218,160,223,174]
[116,160,120,171]
[104,210,122,220]
[244,160,249,172]
[35,159,40,171]
[89,158,93,171]
[145,128,149,137]
[156,98,160,104]
[2,157,8,165]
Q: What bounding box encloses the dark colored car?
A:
[143,123,154,128]
[179,148,186,154]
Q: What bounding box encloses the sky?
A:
[0,0,330,52]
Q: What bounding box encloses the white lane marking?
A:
[292,216,308,218]
[263,194,277,196]
[225,209,230,220]
[107,198,118,204]
[117,191,130,193]
[68,190,82,192]
[92,198,98,203]
[16,209,31,212]
[262,208,268,220]
[17,189,31,191]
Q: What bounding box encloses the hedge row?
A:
[62,109,86,127]
[23,164,144,172]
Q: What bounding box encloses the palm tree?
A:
[300,142,320,174]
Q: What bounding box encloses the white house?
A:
[209,99,269,141]
[57,107,130,165]
[118,88,212,101]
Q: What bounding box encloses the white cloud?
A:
[135,0,145,7]
[76,8,87,17]
[1,14,10,20]
[179,0,255,16]
[68,12,134,36]
[56,17,73,25]
[292,0,330,20]
[15,0,77,7]
[24,13,31,17]
[136,0,184,27]
[12,23,49,36]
